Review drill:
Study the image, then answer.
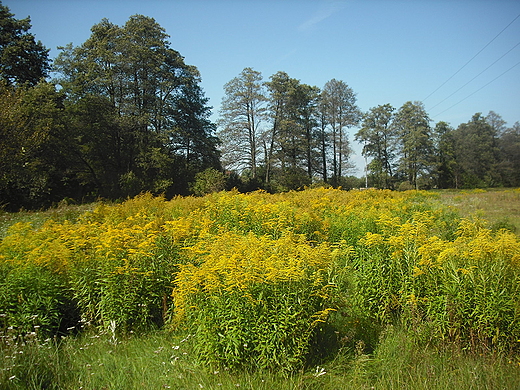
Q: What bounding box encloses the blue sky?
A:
[5,0,520,173]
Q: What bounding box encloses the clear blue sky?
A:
[5,0,520,173]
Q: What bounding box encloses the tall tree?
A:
[316,95,329,183]
[218,67,266,179]
[263,72,319,189]
[486,110,507,137]
[0,3,50,85]
[498,121,520,186]
[54,15,219,197]
[432,121,456,188]
[294,83,321,181]
[264,71,296,184]
[452,113,500,188]
[355,104,396,188]
[0,81,75,209]
[321,79,361,183]
[393,101,433,189]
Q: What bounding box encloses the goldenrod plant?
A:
[1,188,519,377]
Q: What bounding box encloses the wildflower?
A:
[313,366,326,377]
[412,267,425,277]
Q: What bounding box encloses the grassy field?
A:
[436,188,520,233]
[1,188,519,389]
[2,327,519,390]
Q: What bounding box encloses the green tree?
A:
[321,79,361,184]
[218,67,266,179]
[294,83,321,182]
[355,104,396,188]
[498,121,520,186]
[168,73,221,191]
[263,72,319,189]
[486,110,507,137]
[0,81,75,209]
[432,121,456,188]
[316,95,329,183]
[0,3,50,85]
[393,101,433,189]
[452,113,501,188]
[190,167,226,196]
[264,71,297,184]
[54,15,219,197]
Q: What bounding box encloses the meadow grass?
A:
[436,188,520,233]
[0,201,97,240]
[2,327,519,389]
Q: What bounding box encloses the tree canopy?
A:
[0,2,50,85]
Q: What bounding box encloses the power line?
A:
[429,40,520,112]
[432,59,520,118]
[423,12,520,102]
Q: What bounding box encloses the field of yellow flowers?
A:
[1,188,519,374]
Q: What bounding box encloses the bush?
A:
[0,263,76,337]
[190,168,226,196]
[171,232,339,373]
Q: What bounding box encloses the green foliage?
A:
[218,67,266,180]
[394,101,433,189]
[172,231,337,373]
[453,113,501,188]
[0,14,220,209]
[0,263,76,337]
[0,3,50,86]
[498,122,520,187]
[53,15,220,199]
[0,81,77,210]
[356,103,397,189]
[1,326,519,390]
[190,167,226,196]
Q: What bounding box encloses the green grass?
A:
[2,327,519,390]
[0,201,97,240]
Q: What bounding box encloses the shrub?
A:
[171,231,339,373]
[190,168,226,196]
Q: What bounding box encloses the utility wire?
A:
[429,40,520,111]
[423,12,520,102]
[432,59,520,118]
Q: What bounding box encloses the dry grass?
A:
[436,188,520,234]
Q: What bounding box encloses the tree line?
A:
[218,67,520,192]
[1,4,519,210]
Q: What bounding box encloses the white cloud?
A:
[298,1,347,32]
